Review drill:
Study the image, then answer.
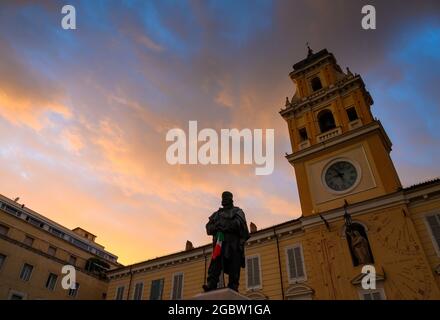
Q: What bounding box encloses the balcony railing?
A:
[317,127,342,143]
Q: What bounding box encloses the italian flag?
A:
[212,231,224,260]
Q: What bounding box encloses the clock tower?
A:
[280,48,402,217]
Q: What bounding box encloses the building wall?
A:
[0,208,115,299]
[0,238,108,299]
[108,257,208,300]
[409,196,440,289]
[106,190,440,300]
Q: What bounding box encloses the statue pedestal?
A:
[191,288,250,300]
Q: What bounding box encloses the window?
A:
[26,216,43,228]
[0,253,6,269]
[70,238,89,251]
[20,263,33,281]
[49,227,65,238]
[317,109,336,133]
[115,286,125,300]
[45,273,58,290]
[286,244,307,282]
[426,213,440,255]
[68,283,80,297]
[171,273,184,300]
[69,255,77,266]
[0,224,9,236]
[133,282,144,300]
[48,246,57,256]
[2,204,21,217]
[298,128,308,142]
[150,279,164,300]
[8,291,25,300]
[346,107,359,122]
[359,289,386,300]
[23,236,34,247]
[311,77,323,91]
[246,255,261,289]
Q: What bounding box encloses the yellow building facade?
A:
[0,194,121,299]
[106,49,440,300]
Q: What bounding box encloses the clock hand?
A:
[334,169,344,179]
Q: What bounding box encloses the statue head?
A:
[221,191,233,209]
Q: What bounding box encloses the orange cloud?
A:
[0,39,71,130]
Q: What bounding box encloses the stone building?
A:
[0,194,121,299]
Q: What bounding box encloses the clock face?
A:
[324,160,358,192]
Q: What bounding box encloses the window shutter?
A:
[253,257,260,287]
[150,279,164,300]
[68,283,80,297]
[172,276,177,299]
[46,273,58,290]
[247,257,260,288]
[288,246,305,281]
[427,214,440,249]
[172,274,183,299]
[287,248,297,279]
[179,274,183,298]
[116,286,125,300]
[20,263,33,281]
[177,274,183,299]
[134,282,143,300]
[294,246,305,278]
[247,257,253,287]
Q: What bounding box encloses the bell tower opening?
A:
[311,77,323,91]
[317,109,336,133]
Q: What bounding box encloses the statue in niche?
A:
[346,224,374,266]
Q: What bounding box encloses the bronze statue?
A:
[203,191,250,292]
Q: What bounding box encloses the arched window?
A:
[285,284,314,300]
[311,77,323,91]
[346,223,374,267]
[317,109,336,133]
[246,291,268,300]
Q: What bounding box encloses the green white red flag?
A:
[212,231,224,260]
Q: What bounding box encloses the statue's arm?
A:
[206,212,218,235]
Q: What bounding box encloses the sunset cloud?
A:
[0,0,438,264]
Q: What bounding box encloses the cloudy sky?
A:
[0,0,439,265]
